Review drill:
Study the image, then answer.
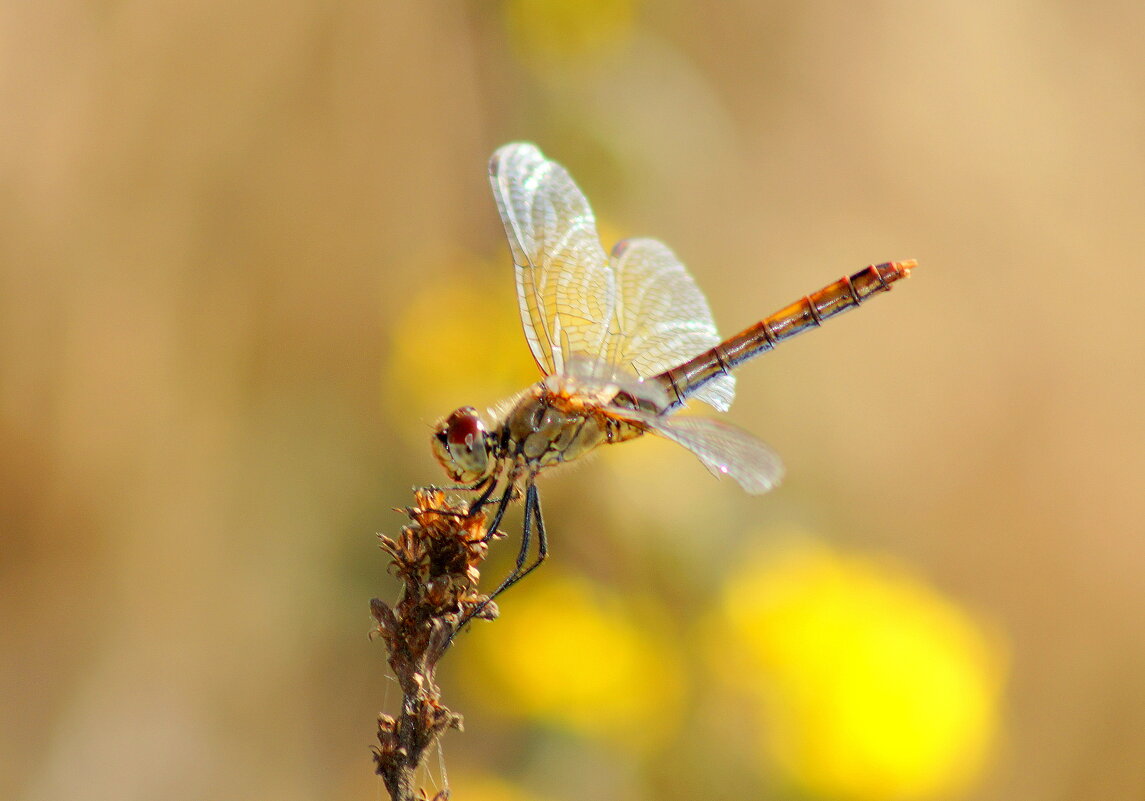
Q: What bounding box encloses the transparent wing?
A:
[488,143,616,377]
[608,406,783,494]
[608,238,736,412]
[560,354,672,411]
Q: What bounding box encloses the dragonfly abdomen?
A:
[655,260,915,410]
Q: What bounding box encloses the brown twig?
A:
[370,487,501,801]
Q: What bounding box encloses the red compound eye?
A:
[446,407,482,447]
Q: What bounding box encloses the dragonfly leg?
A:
[486,480,549,602]
[452,479,549,639]
[416,477,502,520]
[467,475,498,515]
[481,477,516,544]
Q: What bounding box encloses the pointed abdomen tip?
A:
[897,259,918,276]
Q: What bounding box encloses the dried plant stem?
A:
[371,488,500,801]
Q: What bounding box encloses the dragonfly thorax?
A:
[432,383,648,489]
[431,406,495,484]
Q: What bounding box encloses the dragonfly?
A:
[432,142,915,611]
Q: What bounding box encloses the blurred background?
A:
[3,1,1143,800]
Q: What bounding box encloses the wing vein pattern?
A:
[489,143,736,412]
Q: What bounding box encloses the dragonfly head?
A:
[431,406,494,484]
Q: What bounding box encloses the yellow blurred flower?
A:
[714,539,1006,801]
[384,253,537,442]
[465,571,684,751]
[503,0,638,72]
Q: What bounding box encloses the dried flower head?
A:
[371,487,500,801]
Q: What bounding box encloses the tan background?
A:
[3,2,1143,800]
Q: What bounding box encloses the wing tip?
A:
[710,461,783,495]
[490,142,543,175]
[745,473,784,495]
[609,236,679,261]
